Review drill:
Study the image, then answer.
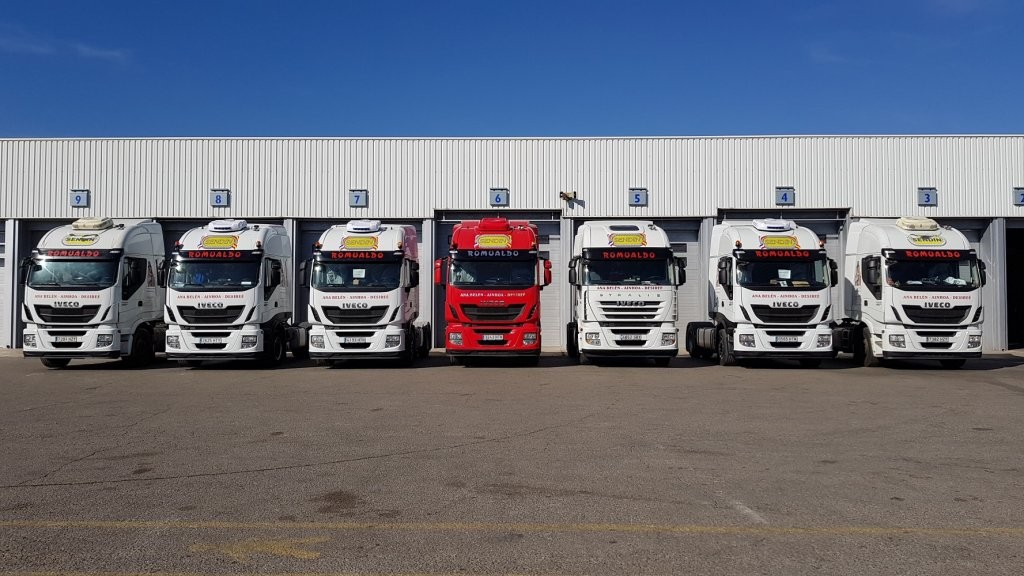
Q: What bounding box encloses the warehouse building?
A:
[2,136,1023,352]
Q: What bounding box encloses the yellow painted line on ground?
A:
[1,519,1024,537]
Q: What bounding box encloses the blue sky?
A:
[0,0,1020,137]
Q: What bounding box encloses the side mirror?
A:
[18,257,32,285]
[979,260,987,287]
[298,259,311,288]
[407,261,420,288]
[863,257,880,286]
[433,259,445,286]
[674,257,687,286]
[829,258,839,287]
[542,259,552,287]
[567,257,578,286]
[157,259,168,288]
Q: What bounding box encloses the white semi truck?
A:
[303,219,430,365]
[566,221,686,365]
[831,217,985,368]
[164,219,305,366]
[685,219,838,367]
[20,218,166,368]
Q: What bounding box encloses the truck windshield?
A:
[887,258,980,291]
[736,259,828,290]
[583,260,671,285]
[450,259,536,288]
[168,261,261,292]
[27,259,119,290]
[312,261,401,291]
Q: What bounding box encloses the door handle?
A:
[138,301,143,307]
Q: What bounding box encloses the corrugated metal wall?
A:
[3,136,1024,220]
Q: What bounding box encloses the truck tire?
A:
[123,328,154,367]
[686,323,714,361]
[40,358,71,369]
[862,327,881,367]
[399,328,416,367]
[940,359,966,369]
[263,329,286,367]
[417,324,432,359]
[566,322,579,361]
[717,328,737,366]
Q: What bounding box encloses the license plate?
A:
[53,335,81,343]
[481,334,504,341]
[925,336,950,343]
[341,337,367,344]
[618,334,646,341]
[197,337,223,344]
[774,336,800,343]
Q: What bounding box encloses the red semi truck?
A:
[434,218,552,365]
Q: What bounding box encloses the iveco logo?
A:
[339,303,370,309]
[771,301,801,308]
[52,301,81,308]
[615,301,645,307]
[923,302,953,309]
[196,302,226,309]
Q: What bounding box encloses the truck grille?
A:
[322,306,389,324]
[750,305,819,324]
[902,306,970,325]
[597,301,662,321]
[177,306,245,325]
[34,305,101,324]
[461,304,524,321]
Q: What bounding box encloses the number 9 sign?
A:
[68,190,90,208]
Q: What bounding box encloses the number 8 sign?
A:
[209,189,231,207]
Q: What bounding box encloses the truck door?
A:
[119,257,149,340]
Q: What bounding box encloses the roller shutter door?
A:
[0,223,7,348]
[651,220,703,331]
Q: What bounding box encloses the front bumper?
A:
[445,322,541,357]
[578,322,678,358]
[731,324,834,359]
[873,325,983,358]
[164,325,264,358]
[308,324,407,359]
[22,325,122,358]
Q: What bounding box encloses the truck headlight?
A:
[661,333,677,346]
[448,332,463,346]
[96,334,114,347]
[817,334,832,348]
[888,334,906,348]
[968,335,982,348]
[241,335,258,348]
[23,334,36,347]
[737,334,754,347]
[166,335,179,348]
[310,335,324,348]
[385,334,402,348]
[585,332,601,345]
[523,332,538,345]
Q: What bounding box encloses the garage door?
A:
[14,221,75,347]
[651,220,703,331]
[433,215,562,349]
[296,220,425,326]
[0,222,7,348]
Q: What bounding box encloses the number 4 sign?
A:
[775,187,795,206]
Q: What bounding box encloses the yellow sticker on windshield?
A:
[607,233,647,247]
[201,235,239,249]
[343,236,379,250]
[760,235,799,249]
[476,234,512,248]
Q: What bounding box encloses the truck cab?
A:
[304,219,430,365]
[833,217,985,368]
[686,219,838,367]
[434,217,551,365]
[164,219,302,366]
[20,217,166,368]
[566,221,686,365]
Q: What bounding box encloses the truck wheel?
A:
[799,359,822,369]
[565,322,579,361]
[123,328,154,367]
[940,359,966,369]
[40,358,71,369]
[417,324,432,358]
[687,323,714,361]
[862,327,881,368]
[263,330,286,367]
[717,328,737,366]
[399,328,416,367]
